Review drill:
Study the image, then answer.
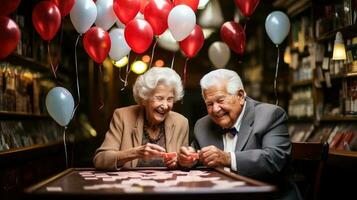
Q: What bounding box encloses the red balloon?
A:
[144,0,173,35]
[139,0,150,13]
[234,0,260,17]
[0,0,21,16]
[179,25,204,58]
[173,0,199,12]
[220,21,246,55]
[32,1,61,41]
[83,27,111,63]
[0,17,20,59]
[124,19,153,54]
[113,0,140,25]
[51,0,75,17]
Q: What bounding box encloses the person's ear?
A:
[237,89,245,104]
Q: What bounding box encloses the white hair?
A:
[133,67,184,104]
[200,69,244,98]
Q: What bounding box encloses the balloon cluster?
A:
[0,0,21,59]
[209,0,261,68]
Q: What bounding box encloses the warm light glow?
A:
[112,56,128,68]
[142,55,151,63]
[154,59,164,67]
[103,58,113,69]
[131,61,148,74]
[284,46,291,64]
[332,32,347,60]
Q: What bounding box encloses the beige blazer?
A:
[93,105,189,170]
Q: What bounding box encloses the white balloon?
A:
[265,11,290,45]
[198,0,224,28]
[208,42,230,68]
[109,28,131,61]
[70,0,97,34]
[95,0,116,31]
[168,5,196,41]
[157,30,180,52]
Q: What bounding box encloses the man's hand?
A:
[163,152,178,169]
[136,143,166,160]
[199,145,231,168]
[178,146,198,168]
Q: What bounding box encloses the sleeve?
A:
[181,117,189,147]
[235,107,291,179]
[93,109,124,170]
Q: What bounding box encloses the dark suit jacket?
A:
[193,97,291,180]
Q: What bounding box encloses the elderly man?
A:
[178,69,299,199]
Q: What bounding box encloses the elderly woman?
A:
[93,67,188,170]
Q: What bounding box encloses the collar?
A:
[232,100,246,132]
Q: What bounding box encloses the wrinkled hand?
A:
[199,145,231,168]
[163,152,178,169]
[137,143,166,160]
[178,146,198,168]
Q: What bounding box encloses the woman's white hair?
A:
[200,69,244,98]
[133,67,184,104]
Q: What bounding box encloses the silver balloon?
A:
[265,11,290,45]
[46,87,74,127]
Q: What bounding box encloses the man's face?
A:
[203,83,245,128]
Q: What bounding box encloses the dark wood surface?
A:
[24,167,276,200]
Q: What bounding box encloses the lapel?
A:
[132,107,144,167]
[164,112,175,152]
[236,97,255,151]
[207,121,224,150]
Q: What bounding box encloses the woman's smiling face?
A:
[144,84,175,125]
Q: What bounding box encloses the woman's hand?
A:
[163,152,178,169]
[178,146,198,168]
[136,143,166,160]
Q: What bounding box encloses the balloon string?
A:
[63,126,68,168]
[98,64,104,110]
[55,20,65,72]
[183,58,189,89]
[118,65,125,83]
[47,42,57,79]
[149,37,158,68]
[72,34,81,120]
[274,45,280,106]
[170,52,176,69]
[121,52,131,91]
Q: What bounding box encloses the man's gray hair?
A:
[200,69,244,98]
[133,67,184,104]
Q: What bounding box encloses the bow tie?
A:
[223,127,238,136]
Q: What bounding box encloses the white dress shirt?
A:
[223,101,246,172]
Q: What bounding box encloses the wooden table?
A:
[25,167,276,200]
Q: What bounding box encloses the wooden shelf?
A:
[320,115,357,122]
[329,149,357,158]
[317,24,357,42]
[291,79,313,87]
[0,111,50,119]
[328,149,357,168]
[2,53,49,72]
[0,141,63,166]
[274,0,311,17]
[288,116,314,122]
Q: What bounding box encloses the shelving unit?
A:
[0,1,70,194]
[275,0,357,171]
[4,53,49,71]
